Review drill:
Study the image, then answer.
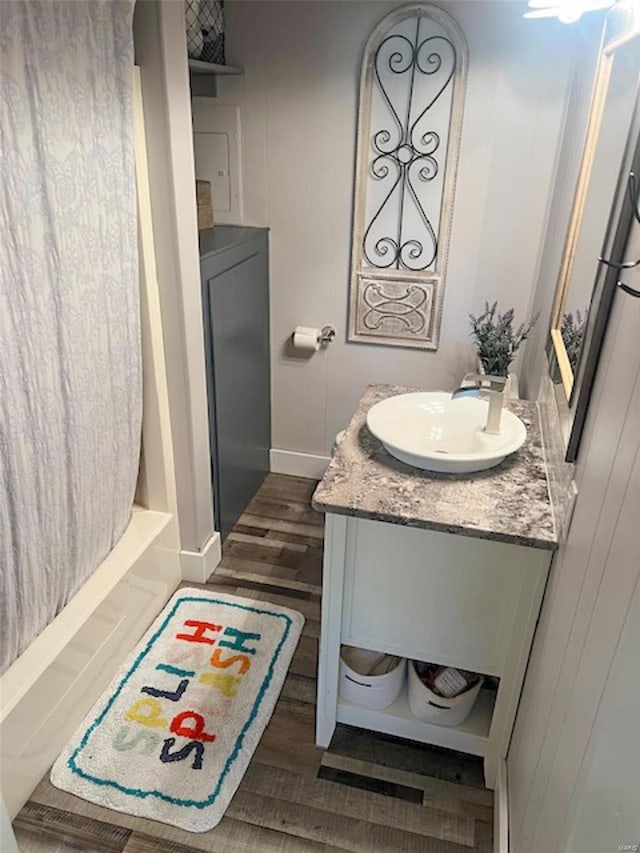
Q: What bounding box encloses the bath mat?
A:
[51,588,304,832]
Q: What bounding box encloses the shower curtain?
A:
[0,1,140,674]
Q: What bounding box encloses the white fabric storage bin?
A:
[339,646,405,710]
[408,661,484,727]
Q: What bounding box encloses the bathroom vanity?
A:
[312,384,557,788]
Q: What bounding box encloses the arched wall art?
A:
[348,4,468,350]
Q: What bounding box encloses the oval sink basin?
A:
[366,392,527,474]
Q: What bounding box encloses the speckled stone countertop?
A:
[312,384,557,551]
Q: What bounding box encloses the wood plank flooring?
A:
[14,474,493,852]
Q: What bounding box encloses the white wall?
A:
[217,0,583,459]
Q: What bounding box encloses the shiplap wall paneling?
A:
[508,222,640,852]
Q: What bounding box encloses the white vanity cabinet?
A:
[316,514,552,787]
[313,385,557,789]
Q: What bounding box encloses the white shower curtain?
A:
[0,1,140,673]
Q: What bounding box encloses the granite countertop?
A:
[312,384,558,551]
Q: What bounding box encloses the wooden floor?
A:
[14,474,493,852]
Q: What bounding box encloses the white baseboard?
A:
[180,532,221,583]
[494,759,509,853]
[270,448,330,480]
[1,793,19,852]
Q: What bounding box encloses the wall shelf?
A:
[188,59,243,76]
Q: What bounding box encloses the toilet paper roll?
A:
[292,326,321,352]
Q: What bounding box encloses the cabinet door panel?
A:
[342,518,546,676]
[204,249,270,539]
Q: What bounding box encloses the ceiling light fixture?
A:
[524,0,614,23]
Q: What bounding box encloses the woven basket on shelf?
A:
[185,0,225,65]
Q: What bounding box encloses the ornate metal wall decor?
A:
[349,5,468,349]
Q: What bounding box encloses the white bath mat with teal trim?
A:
[51,588,304,832]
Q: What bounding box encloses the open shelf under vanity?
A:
[337,684,496,758]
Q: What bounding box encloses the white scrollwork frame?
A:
[348,3,468,350]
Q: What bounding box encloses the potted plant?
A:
[468,302,538,393]
[561,310,586,372]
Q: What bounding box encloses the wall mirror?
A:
[348,4,467,351]
[548,3,640,461]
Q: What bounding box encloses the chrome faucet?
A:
[451,372,507,435]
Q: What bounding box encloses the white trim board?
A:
[495,759,509,853]
[270,449,330,480]
[1,795,18,853]
[180,532,222,583]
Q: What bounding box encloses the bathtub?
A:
[0,508,181,817]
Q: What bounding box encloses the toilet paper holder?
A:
[320,325,336,345]
[292,324,336,353]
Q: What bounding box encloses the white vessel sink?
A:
[366,392,527,474]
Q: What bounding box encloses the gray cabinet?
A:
[200,226,270,540]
